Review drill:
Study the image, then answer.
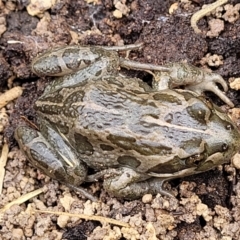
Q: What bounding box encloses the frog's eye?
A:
[186,102,211,124]
[222,143,228,151]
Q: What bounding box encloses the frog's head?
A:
[193,100,240,172]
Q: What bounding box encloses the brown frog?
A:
[15,44,240,200]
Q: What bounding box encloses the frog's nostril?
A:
[226,124,233,130]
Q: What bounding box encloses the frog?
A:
[14,44,240,201]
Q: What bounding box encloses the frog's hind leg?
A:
[14,123,97,202]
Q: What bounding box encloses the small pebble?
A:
[142,194,153,203]
[57,215,70,228]
[113,9,123,18]
[232,153,240,170]
[12,228,24,239]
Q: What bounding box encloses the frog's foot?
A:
[102,167,174,200]
[186,73,234,107]
[65,184,98,202]
[86,169,117,182]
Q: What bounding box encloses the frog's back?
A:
[68,76,224,174]
[35,74,238,174]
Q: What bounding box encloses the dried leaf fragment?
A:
[0,86,23,109]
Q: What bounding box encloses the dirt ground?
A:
[1,0,240,239]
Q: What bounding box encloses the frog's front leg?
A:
[95,167,173,200]
[14,122,97,201]
[155,62,234,107]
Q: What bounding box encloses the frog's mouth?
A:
[148,152,224,178]
[147,151,227,179]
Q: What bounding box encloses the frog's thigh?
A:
[103,167,169,199]
[15,126,87,186]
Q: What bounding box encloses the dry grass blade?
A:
[191,0,228,34]
[0,143,9,194]
[0,188,44,221]
[32,209,130,228]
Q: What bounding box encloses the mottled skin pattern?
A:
[15,44,240,200]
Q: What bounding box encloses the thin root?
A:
[191,0,228,34]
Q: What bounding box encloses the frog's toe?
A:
[212,75,228,92]
[187,81,234,107]
[65,184,98,202]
